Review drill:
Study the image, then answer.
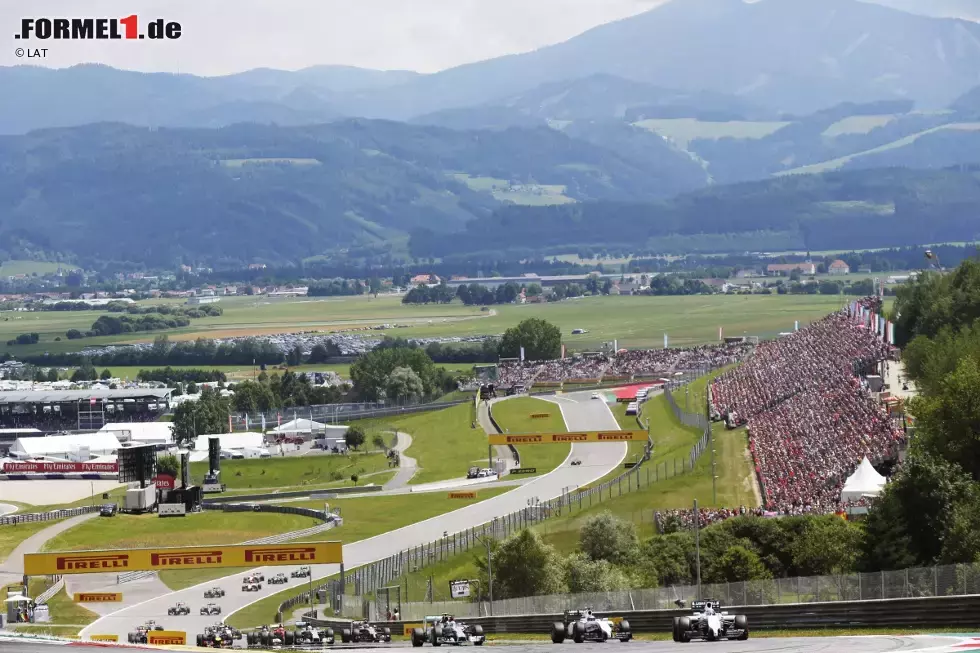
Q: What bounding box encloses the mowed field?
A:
[4,293,856,357]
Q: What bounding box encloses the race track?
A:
[2,634,978,653]
[79,391,626,641]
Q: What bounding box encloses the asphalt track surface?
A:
[80,391,626,641]
[3,634,980,652]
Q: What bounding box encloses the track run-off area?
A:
[77,390,626,641]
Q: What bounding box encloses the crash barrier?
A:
[0,505,100,526]
[662,379,714,470]
[486,403,520,467]
[393,562,980,621]
[341,594,980,634]
[33,577,65,606]
[202,502,330,521]
[203,486,382,504]
[230,398,471,432]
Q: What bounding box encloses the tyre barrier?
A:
[308,594,980,634]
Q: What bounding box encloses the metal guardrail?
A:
[344,594,980,634]
[202,502,329,521]
[33,577,65,606]
[0,505,100,526]
[203,486,382,504]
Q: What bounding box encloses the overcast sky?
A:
[1,0,668,76]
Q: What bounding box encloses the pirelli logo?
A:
[148,631,186,646]
[56,553,129,571]
[488,430,647,446]
[448,491,477,499]
[150,550,224,566]
[73,593,122,603]
[245,546,317,564]
[89,635,118,642]
[25,541,342,575]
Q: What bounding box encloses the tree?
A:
[345,424,366,450]
[386,366,424,402]
[349,345,437,401]
[372,433,388,453]
[526,283,543,297]
[498,318,562,361]
[714,545,772,583]
[350,474,359,486]
[286,345,304,367]
[788,516,863,576]
[579,512,639,565]
[171,387,230,446]
[478,529,564,599]
[156,453,179,478]
[46,368,58,382]
[100,369,112,380]
[564,553,630,593]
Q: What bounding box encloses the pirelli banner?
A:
[148,631,186,646]
[73,592,122,603]
[488,430,647,446]
[24,541,342,576]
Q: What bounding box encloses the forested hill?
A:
[0,120,705,266]
[409,167,980,258]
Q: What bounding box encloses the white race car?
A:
[673,600,748,642]
[411,614,485,646]
[241,581,262,592]
[551,609,631,643]
[293,621,335,646]
[200,603,222,616]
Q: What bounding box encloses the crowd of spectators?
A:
[496,343,753,387]
[710,302,902,513]
[0,407,164,433]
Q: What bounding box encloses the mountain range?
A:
[4,0,980,265]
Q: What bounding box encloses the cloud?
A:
[1,0,668,75]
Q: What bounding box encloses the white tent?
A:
[9,432,121,459]
[192,432,264,452]
[840,457,887,503]
[100,422,174,446]
[271,418,325,435]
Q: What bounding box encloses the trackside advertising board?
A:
[2,461,118,473]
[148,631,186,646]
[73,592,122,602]
[487,430,647,446]
[25,541,342,575]
[89,635,119,642]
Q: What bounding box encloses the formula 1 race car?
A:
[196,624,238,648]
[268,572,289,585]
[291,566,311,579]
[341,620,392,643]
[200,603,222,616]
[127,621,164,644]
[293,622,335,646]
[204,587,225,599]
[411,614,485,647]
[571,459,582,466]
[242,581,262,592]
[247,624,291,647]
[551,609,632,643]
[672,600,748,642]
[167,601,190,616]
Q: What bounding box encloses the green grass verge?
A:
[8,625,85,637]
[491,397,570,477]
[27,579,99,627]
[189,452,391,490]
[0,519,65,563]
[227,488,510,629]
[355,404,488,486]
[42,511,318,553]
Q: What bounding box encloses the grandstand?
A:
[0,388,172,433]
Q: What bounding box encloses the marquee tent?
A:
[840,457,887,503]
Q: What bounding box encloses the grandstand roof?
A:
[0,388,172,405]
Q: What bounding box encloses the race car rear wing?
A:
[691,600,721,610]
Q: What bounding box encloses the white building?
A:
[192,432,265,453]
[9,432,121,460]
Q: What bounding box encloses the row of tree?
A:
[474,511,863,599]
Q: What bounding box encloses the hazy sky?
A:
[1,0,667,76]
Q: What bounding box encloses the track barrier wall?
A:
[0,505,100,526]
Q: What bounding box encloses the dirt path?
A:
[383,432,417,490]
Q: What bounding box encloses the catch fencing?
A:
[230,398,470,431]
[389,562,980,621]
[663,381,713,470]
[0,505,100,526]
